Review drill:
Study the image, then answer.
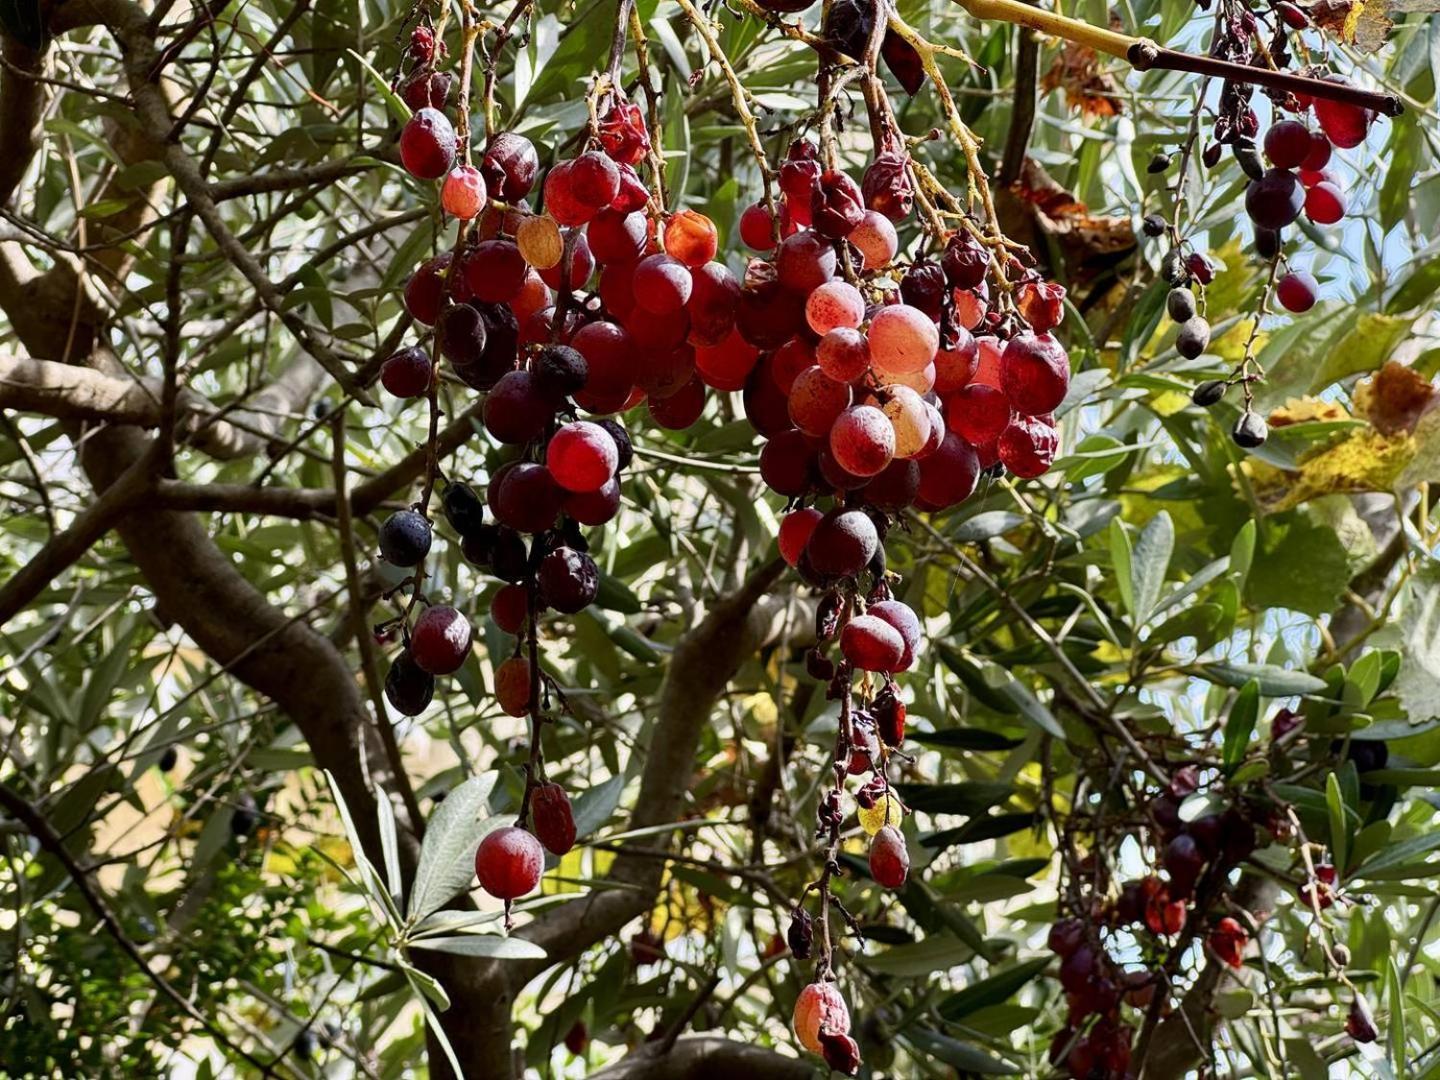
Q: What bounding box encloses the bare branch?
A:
[587,1037,814,1080]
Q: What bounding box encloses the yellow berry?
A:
[857,793,903,835]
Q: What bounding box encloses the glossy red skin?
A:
[475,826,544,899]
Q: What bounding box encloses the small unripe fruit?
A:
[857,792,903,835]
[475,826,544,900]
[410,606,473,675]
[378,510,432,567]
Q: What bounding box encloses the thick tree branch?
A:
[588,1036,813,1080]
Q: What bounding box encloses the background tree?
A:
[1,0,1439,1077]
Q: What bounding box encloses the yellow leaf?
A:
[1244,430,1415,512]
[1149,389,1191,417]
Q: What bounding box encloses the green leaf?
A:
[571,774,625,840]
[1109,518,1134,617]
[1222,679,1260,774]
[1129,511,1174,627]
[953,512,1025,541]
[866,935,977,977]
[594,573,643,614]
[1198,663,1328,697]
[377,791,401,906]
[896,781,1014,816]
[1390,957,1407,1080]
[988,666,1065,740]
[905,1027,1018,1074]
[408,773,500,922]
[938,957,1050,1021]
[1327,773,1349,874]
[909,729,1025,752]
[922,813,1038,851]
[1354,832,1440,878]
[1230,519,1256,586]
[406,935,547,959]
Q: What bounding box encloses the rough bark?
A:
[588,1037,817,1080]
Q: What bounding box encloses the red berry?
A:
[805,509,878,578]
[775,230,836,294]
[664,209,718,267]
[1001,331,1070,416]
[1305,180,1346,224]
[1209,916,1248,968]
[945,383,1011,445]
[441,165,488,219]
[481,131,540,201]
[829,405,895,478]
[1245,168,1305,229]
[1263,120,1312,168]
[404,253,451,325]
[490,462,564,533]
[1315,82,1373,148]
[544,161,592,227]
[495,655,532,717]
[868,599,920,671]
[380,346,434,398]
[868,825,909,887]
[810,170,864,239]
[779,508,823,566]
[841,614,905,671]
[547,421,619,493]
[490,584,528,634]
[399,108,456,180]
[632,254,693,314]
[687,262,740,347]
[563,1020,589,1055]
[483,370,553,444]
[868,304,939,376]
[759,429,818,497]
[1015,279,1066,334]
[564,478,621,526]
[996,416,1057,479]
[597,100,650,165]
[410,605,473,675]
[916,432,980,509]
[1301,131,1332,170]
[475,825,544,900]
[569,150,622,210]
[739,202,779,251]
[531,781,577,855]
[587,208,647,264]
[1277,270,1318,313]
[465,239,527,304]
[648,374,707,430]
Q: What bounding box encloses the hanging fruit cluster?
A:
[366,0,1401,1070]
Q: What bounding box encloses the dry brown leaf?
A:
[1355,362,1436,435]
[1042,42,1124,118]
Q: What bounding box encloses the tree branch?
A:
[587,1036,814,1080]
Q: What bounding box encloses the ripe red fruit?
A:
[695,327,759,391]
[410,605,473,675]
[632,253,693,314]
[490,462,563,533]
[1263,120,1312,168]
[1246,168,1305,229]
[664,209,718,267]
[806,280,866,335]
[441,165,488,219]
[564,478,621,526]
[916,432,980,509]
[1209,916,1248,968]
[779,508,823,566]
[841,614,905,671]
[1164,832,1205,897]
[759,429,818,496]
[789,366,852,437]
[862,150,913,221]
[531,781,577,855]
[490,584,528,634]
[401,70,453,111]
[466,239,527,304]
[874,685,906,746]
[587,208,647,264]
[475,825,544,900]
[945,383,1011,446]
[806,509,879,578]
[868,599,920,671]
[1301,131,1332,170]
[687,262,740,347]
[850,210,898,270]
[404,253,451,326]
[1001,332,1070,415]
[997,416,1058,479]
[941,232,988,289]
[829,405,896,478]
[779,141,821,208]
[1305,181,1346,224]
[481,131,540,201]
[483,370,553,444]
[1346,995,1379,1043]
[775,230,836,294]
[400,108,457,180]
[820,1032,861,1075]
[547,421,619,493]
[1315,84,1373,148]
[1047,917,1086,956]
[495,655,532,717]
[381,347,434,398]
[868,304,939,375]
[792,982,849,1054]
[648,375,706,429]
[569,150,622,210]
[739,202,779,251]
[1277,270,1319,313]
